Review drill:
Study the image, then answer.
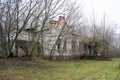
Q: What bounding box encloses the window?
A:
[63,39,67,53]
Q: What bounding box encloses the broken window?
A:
[72,40,76,53]
[63,39,67,53]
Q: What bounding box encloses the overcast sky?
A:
[77,0,120,34]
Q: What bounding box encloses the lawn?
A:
[0,58,120,80]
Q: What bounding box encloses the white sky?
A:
[77,0,120,33]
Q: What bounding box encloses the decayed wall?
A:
[12,16,83,58]
[43,16,64,56]
[43,16,83,59]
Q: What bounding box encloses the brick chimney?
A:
[49,16,65,29]
[58,16,64,25]
[49,20,57,28]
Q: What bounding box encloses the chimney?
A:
[58,16,64,25]
[49,20,57,28]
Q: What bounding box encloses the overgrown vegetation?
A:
[0,58,119,80]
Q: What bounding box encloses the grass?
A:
[0,58,120,80]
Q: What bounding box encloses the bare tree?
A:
[26,0,66,58]
[0,0,43,57]
[78,14,117,59]
[49,0,83,60]
[0,0,67,58]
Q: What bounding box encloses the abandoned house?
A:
[12,16,104,59]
